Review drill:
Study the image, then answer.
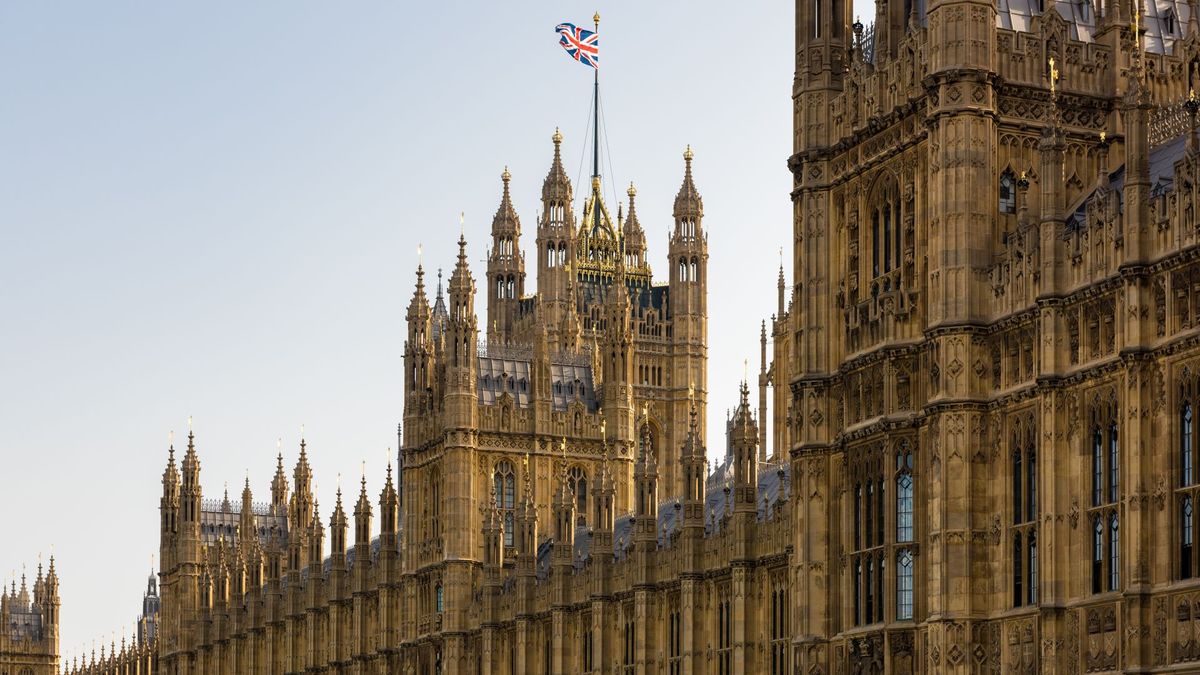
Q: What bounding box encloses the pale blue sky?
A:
[0,1,845,656]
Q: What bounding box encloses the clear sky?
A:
[0,0,850,659]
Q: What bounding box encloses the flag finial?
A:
[593,11,600,24]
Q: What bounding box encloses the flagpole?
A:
[592,11,600,182]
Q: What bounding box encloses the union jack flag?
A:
[555,22,599,69]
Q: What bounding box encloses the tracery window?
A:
[849,440,890,626]
[668,598,682,675]
[895,442,915,621]
[868,180,902,282]
[1011,417,1038,607]
[717,596,732,675]
[568,466,588,526]
[1180,372,1200,578]
[1089,395,1120,593]
[770,582,789,675]
[494,460,516,548]
[999,170,1016,214]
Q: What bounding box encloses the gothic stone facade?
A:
[67,0,1200,671]
[781,0,1200,670]
[0,558,59,675]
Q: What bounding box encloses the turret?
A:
[482,483,504,587]
[731,381,759,511]
[669,146,707,318]
[793,0,852,153]
[160,441,181,571]
[551,440,577,571]
[379,461,399,549]
[621,183,646,269]
[330,485,348,560]
[445,233,479,427]
[601,242,636,446]
[515,456,539,579]
[307,497,324,573]
[633,419,659,549]
[680,391,707,530]
[270,450,289,516]
[239,478,256,550]
[353,474,372,549]
[404,264,435,445]
[536,129,577,314]
[487,167,526,342]
[288,439,314,573]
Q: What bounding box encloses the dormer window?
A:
[1166,10,1177,34]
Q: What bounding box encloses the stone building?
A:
[0,558,59,675]
[63,0,1200,670]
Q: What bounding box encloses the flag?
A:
[555,22,599,69]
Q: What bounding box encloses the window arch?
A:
[567,466,588,526]
[494,460,516,548]
[999,170,1016,214]
[867,176,902,281]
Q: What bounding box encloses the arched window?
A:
[869,179,902,280]
[999,171,1016,214]
[494,460,516,548]
[896,450,913,542]
[435,583,444,613]
[568,466,588,526]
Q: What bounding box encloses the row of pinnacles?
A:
[60,634,154,675]
[133,385,777,672]
[0,558,59,674]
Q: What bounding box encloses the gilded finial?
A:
[560,436,567,459]
[593,10,600,25]
[688,381,695,403]
[591,175,601,191]
[1048,57,1058,96]
[627,182,636,198]
[1100,131,1107,144]
[683,145,694,162]
[600,419,606,437]
[502,166,511,182]
[552,127,562,145]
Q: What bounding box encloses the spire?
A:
[354,470,372,546]
[673,145,703,220]
[408,262,431,318]
[623,182,643,237]
[271,446,289,513]
[330,481,348,556]
[542,128,573,203]
[491,167,520,233]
